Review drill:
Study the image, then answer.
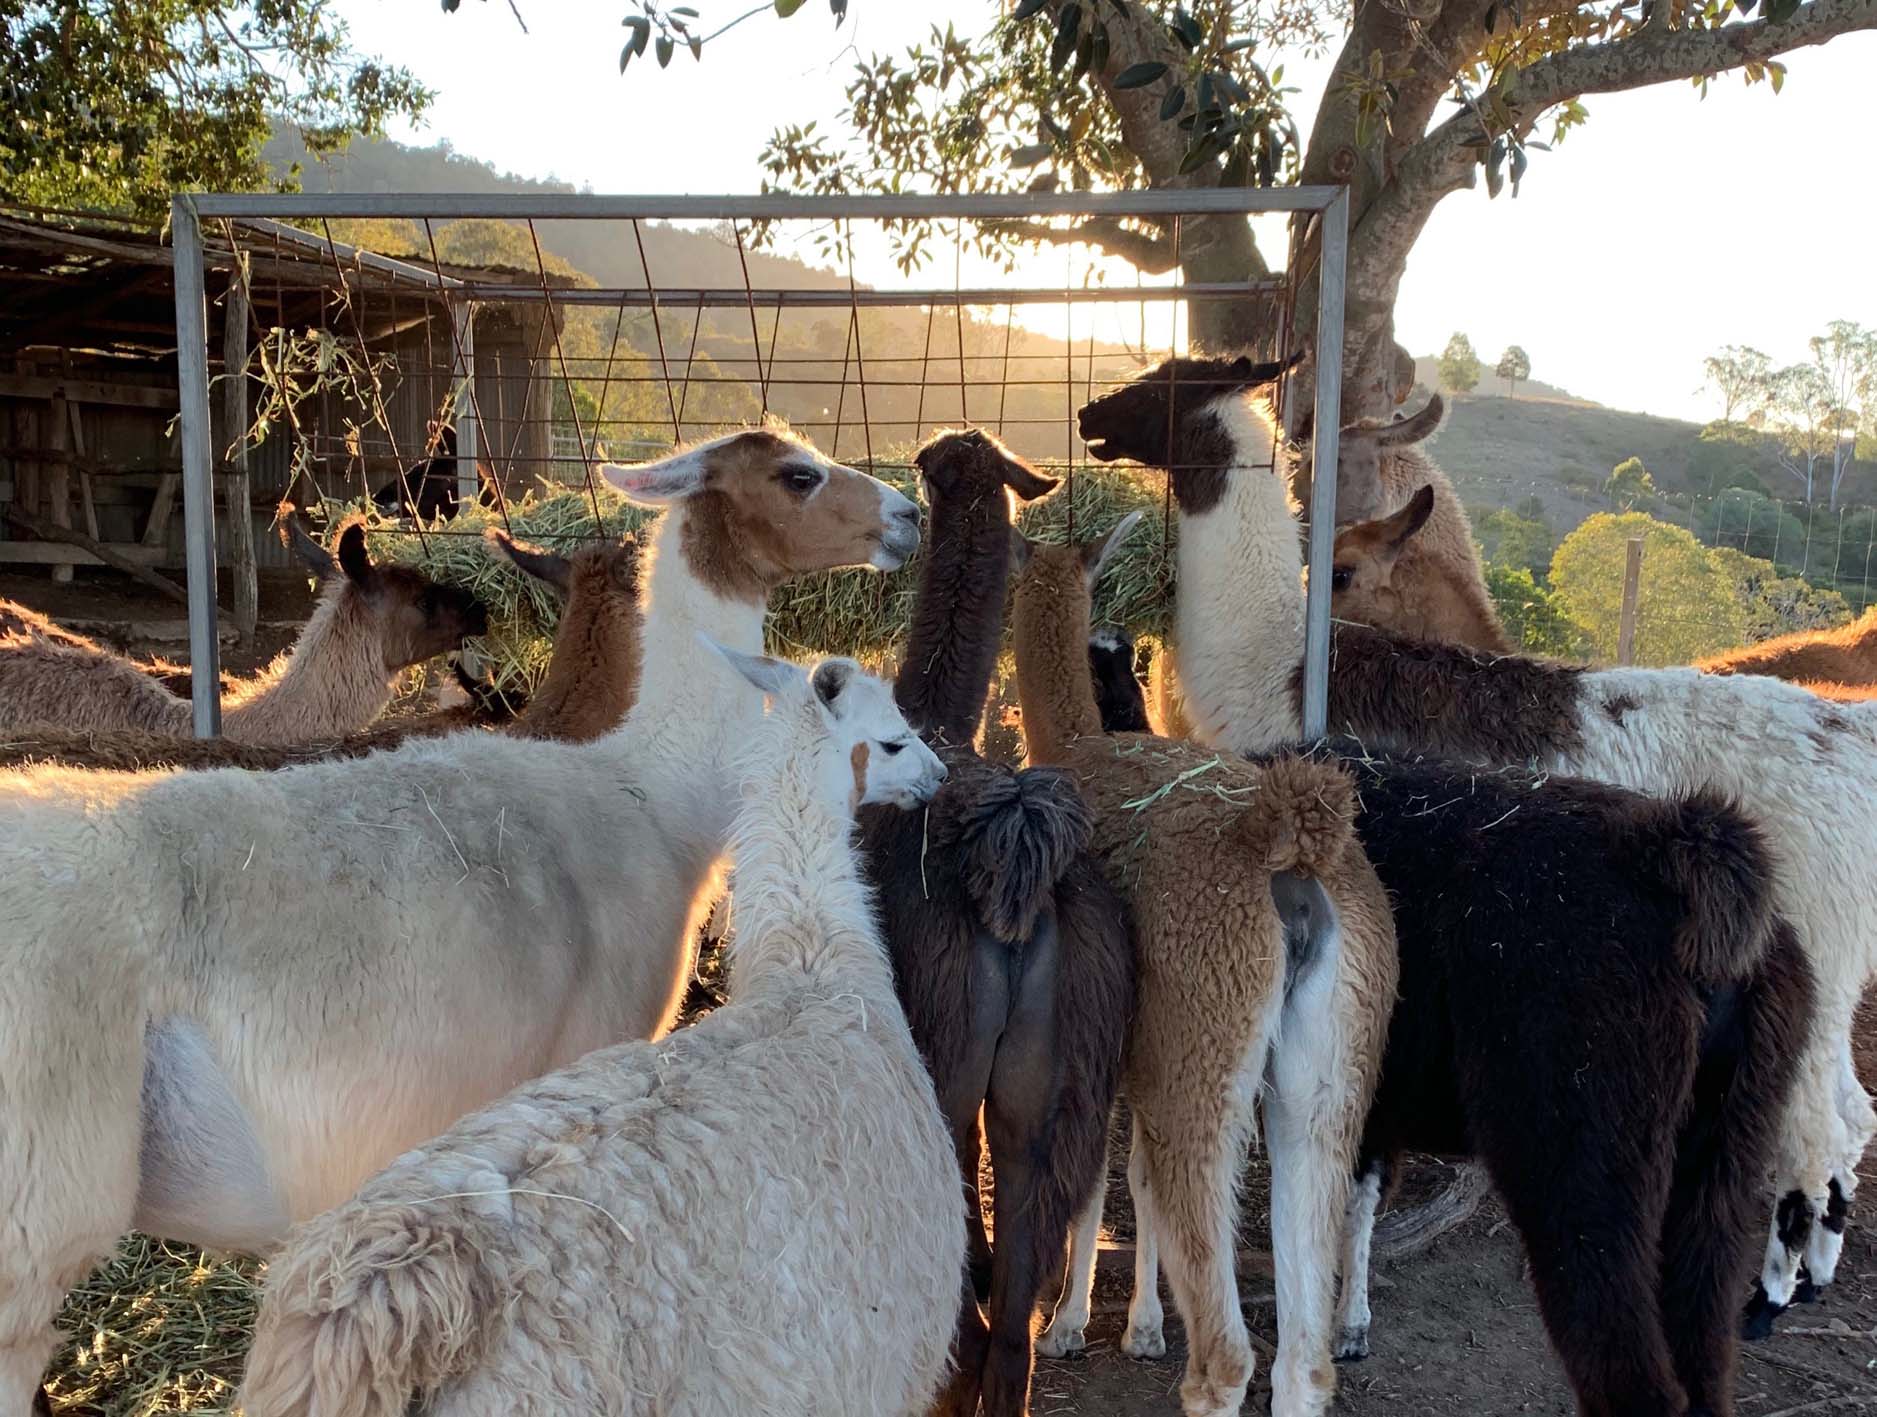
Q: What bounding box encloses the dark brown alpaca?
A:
[0,534,643,772]
[856,428,1134,1417]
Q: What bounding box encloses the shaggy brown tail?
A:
[959,765,1095,942]
[1252,754,1359,878]
[1635,790,1779,987]
[239,1200,507,1417]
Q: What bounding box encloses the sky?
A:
[329,0,1877,422]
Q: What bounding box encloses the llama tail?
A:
[1250,754,1359,878]
[239,1184,509,1417]
[960,764,1094,942]
[1636,789,1779,987]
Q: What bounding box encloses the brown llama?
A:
[1697,606,1877,687]
[0,532,642,772]
[0,516,484,743]
[0,599,242,700]
[1009,508,1398,1417]
[855,428,1133,1417]
[1328,484,1515,653]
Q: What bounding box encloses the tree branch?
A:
[981,216,1179,273]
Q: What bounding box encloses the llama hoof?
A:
[1122,1322,1168,1360]
[1741,1283,1785,1341]
[1793,1274,1820,1305]
[1035,1323,1087,1359]
[1333,1325,1371,1362]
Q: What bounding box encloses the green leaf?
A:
[441,0,461,11]
[1484,3,1498,32]
[1159,84,1187,119]
[656,34,674,66]
[1013,0,1051,19]
[1172,6,1203,48]
[1011,142,1054,167]
[688,34,703,58]
[774,0,808,16]
[670,6,699,15]
[620,43,633,72]
[1051,4,1081,70]
[1114,61,1169,88]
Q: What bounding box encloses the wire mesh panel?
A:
[171,190,1350,735]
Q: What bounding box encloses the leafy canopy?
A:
[1550,511,1747,665]
[1,0,430,221]
[1438,333,1482,395]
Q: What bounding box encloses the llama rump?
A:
[1090,645,1814,1415]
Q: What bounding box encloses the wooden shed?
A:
[0,206,567,634]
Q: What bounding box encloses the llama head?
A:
[1087,627,1146,732]
[914,427,1059,507]
[1078,355,1291,514]
[1291,392,1445,527]
[709,640,948,811]
[1326,484,1436,624]
[320,517,490,672]
[1011,511,1144,630]
[600,424,921,601]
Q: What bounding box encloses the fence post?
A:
[1300,186,1348,742]
[1615,535,1644,666]
[453,301,479,504]
[172,195,223,738]
[223,263,257,644]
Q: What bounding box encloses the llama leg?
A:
[933,1267,990,1417]
[1037,1171,1105,1357]
[1803,1039,1871,1291]
[1122,1114,1167,1360]
[1746,1033,1840,1333]
[1332,1160,1386,1363]
[961,1111,995,1302]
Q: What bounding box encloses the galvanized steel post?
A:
[1300,186,1349,742]
[453,301,479,503]
[171,195,223,738]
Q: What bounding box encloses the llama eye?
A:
[780,467,821,495]
[1330,568,1353,592]
[881,740,906,756]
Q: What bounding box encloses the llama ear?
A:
[997,448,1060,502]
[1379,395,1444,447]
[488,529,573,596]
[600,447,710,505]
[1385,485,1437,549]
[281,518,340,580]
[335,522,373,585]
[702,635,804,701]
[1009,527,1035,574]
[810,658,855,712]
[1081,510,1145,591]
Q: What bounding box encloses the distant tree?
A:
[1474,507,1554,579]
[1768,362,1837,504]
[1,1,429,220]
[1691,421,1773,496]
[1551,512,1748,665]
[1808,320,1877,509]
[1495,346,1531,398]
[1514,493,1548,523]
[1708,546,1852,642]
[1485,564,1589,658]
[1605,457,1656,511]
[1701,345,1774,425]
[1697,487,1808,569]
[1439,334,1482,396]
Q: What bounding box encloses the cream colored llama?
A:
[0,518,485,743]
[1079,356,1877,1336]
[1009,513,1398,1417]
[0,426,921,1416]
[238,648,958,1417]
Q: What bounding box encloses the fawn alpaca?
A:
[1010,505,1397,1417]
[240,649,958,1417]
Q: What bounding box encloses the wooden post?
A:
[45,389,71,583]
[1615,536,1645,666]
[223,270,257,643]
[64,401,101,540]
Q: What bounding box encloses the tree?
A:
[1,1,430,220]
[1767,362,1836,504]
[1697,487,1807,569]
[1550,512,1747,666]
[1808,320,1877,510]
[1485,563,1588,657]
[1604,456,1656,511]
[1707,546,1851,642]
[1474,505,1552,578]
[1438,333,1482,396]
[1495,346,1531,398]
[707,0,1876,448]
[1702,345,1773,425]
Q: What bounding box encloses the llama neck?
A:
[219,590,395,741]
[894,495,1010,745]
[1012,577,1103,766]
[1410,556,1513,654]
[724,701,890,1002]
[608,508,767,836]
[1172,395,1306,756]
[516,585,641,742]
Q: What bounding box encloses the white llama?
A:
[238,647,959,1417]
[0,427,922,1415]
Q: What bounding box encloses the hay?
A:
[330,459,1176,689]
[46,1237,258,1415]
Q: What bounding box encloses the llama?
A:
[0,532,641,773]
[1077,355,1877,1332]
[859,428,1133,1417]
[1088,651,1813,1414]
[1008,513,1399,1417]
[239,648,959,1417]
[1326,484,1515,653]
[1697,606,1877,686]
[0,426,921,1416]
[0,516,486,743]
[1087,627,1150,733]
[372,422,493,523]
